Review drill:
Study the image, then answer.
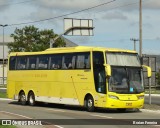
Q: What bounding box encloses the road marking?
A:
[46,109,65,113]
[0,111,32,119]
[141,109,160,114]
[0,98,15,101]
[0,111,63,128]
[91,114,113,118]
[54,125,64,128]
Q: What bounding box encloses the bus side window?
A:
[31,64,35,69]
[77,55,85,69]
[28,56,37,70]
[62,54,76,69]
[51,63,55,69]
[76,52,90,69]
[9,56,16,70]
[38,56,49,69]
[62,62,67,69]
[16,57,27,70]
[85,54,90,69]
[71,56,76,69]
[50,54,62,70]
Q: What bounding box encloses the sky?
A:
[0,0,160,58]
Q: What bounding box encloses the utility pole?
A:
[130,38,139,51]
[0,24,8,86]
[139,0,142,57]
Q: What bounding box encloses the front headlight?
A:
[109,95,119,100]
[137,95,144,99]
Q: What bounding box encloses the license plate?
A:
[126,102,132,106]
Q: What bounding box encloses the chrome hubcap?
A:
[29,95,33,104]
[87,99,92,108]
[21,95,26,102]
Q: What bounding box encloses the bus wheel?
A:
[19,91,27,105]
[86,95,95,112]
[28,92,35,106]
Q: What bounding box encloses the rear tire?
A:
[86,95,95,112]
[19,91,27,105]
[28,92,36,106]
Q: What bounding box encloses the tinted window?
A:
[38,56,49,69]
[76,52,90,69]
[50,54,62,69]
[62,54,76,69]
[9,52,91,70]
[9,56,16,70]
[93,52,106,94]
[28,56,37,70]
[17,57,27,70]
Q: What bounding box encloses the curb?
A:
[0,88,7,90]
[140,109,160,113]
[0,98,15,101]
[145,94,160,97]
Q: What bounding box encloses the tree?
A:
[156,69,160,85]
[8,25,66,52]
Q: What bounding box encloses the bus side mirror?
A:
[103,64,111,77]
[142,65,152,78]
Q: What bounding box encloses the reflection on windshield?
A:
[109,67,144,94]
[128,68,144,93]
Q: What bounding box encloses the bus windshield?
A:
[109,67,144,94]
[106,52,143,94]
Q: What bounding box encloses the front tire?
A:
[28,92,36,106]
[86,95,95,112]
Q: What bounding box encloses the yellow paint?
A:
[142,65,152,77]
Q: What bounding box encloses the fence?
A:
[0,77,7,86]
[142,55,160,89]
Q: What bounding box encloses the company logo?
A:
[2,120,11,125]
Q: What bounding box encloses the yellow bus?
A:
[7,46,151,112]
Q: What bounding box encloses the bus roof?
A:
[9,46,137,56]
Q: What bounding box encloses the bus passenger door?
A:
[93,51,106,107]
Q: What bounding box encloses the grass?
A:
[0,84,7,88]
[0,92,7,98]
[145,89,160,94]
[0,85,6,88]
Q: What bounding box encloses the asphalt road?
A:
[0,100,160,128]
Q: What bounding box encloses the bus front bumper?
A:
[106,98,144,109]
